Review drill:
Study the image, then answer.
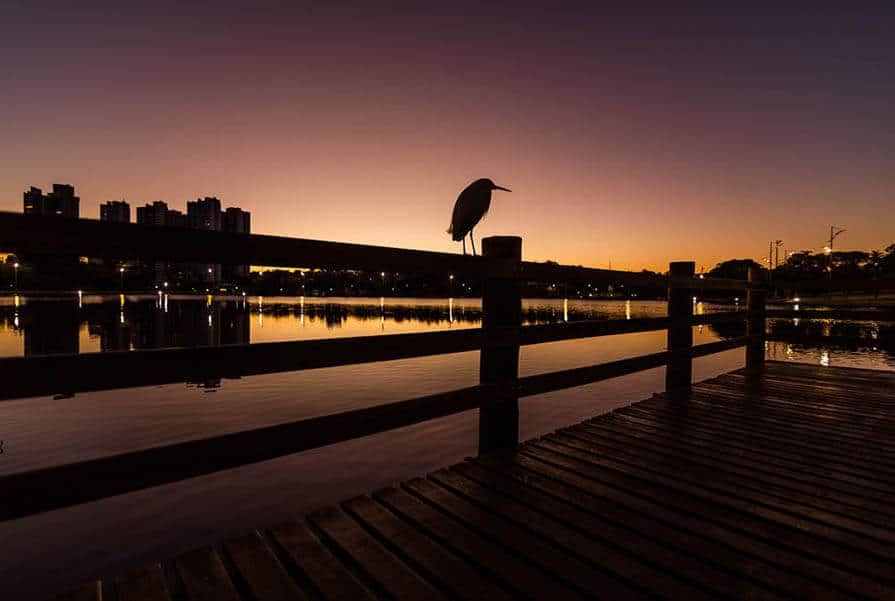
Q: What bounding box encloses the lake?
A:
[0,294,892,599]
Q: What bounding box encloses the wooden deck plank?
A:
[468,455,894,600]
[115,564,172,601]
[222,531,310,601]
[687,390,895,433]
[372,485,587,600]
[577,420,895,515]
[402,476,660,600]
[427,468,788,600]
[452,461,860,600]
[524,440,895,562]
[611,410,895,488]
[269,521,376,601]
[174,546,241,601]
[511,445,894,582]
[552,428,895,531]
[55,582,102,601]
[307,504,448,600]
[342,495,514,601]
[582,415,895,499]
[621,403,895,473]
[641,390,895,440]
[52,362,895,601]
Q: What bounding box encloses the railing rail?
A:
[2,213,889,523]
[0,335,751,522]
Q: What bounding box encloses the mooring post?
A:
[478,236,522,454]
[746,265,767,373]
[666,261,695,399]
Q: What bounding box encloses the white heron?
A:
[447,178,511,255]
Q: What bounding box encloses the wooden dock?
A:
[58,361,895,601]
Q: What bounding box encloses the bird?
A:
[447,178,511,255]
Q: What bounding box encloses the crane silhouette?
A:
[447,178,511,255]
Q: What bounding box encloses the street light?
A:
[119,266,125,290]
[826,226,846,284]
[13,262,19,290]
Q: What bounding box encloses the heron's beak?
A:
[492,185,512,192]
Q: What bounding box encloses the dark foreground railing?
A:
[0,213,890,522]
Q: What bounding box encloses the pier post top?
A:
[482,236,522,260]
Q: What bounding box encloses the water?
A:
[0,294,892,599]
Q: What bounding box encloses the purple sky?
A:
[2,2,893,270]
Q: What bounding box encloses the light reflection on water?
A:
[0,294,892,600]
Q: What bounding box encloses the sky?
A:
[1,2,893,272]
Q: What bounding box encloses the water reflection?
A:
[0,295,891,371]
[0,294,670,357]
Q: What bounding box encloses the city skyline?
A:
[12,180,891,274]
[2,4,894,271]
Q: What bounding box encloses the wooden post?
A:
[478,236,522,454]
[746,265,767,373]
[665,261,694,399]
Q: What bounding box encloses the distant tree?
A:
[866,250,884,278]
[776,251,824,279]
[707,259,764,281]
[832,250,870,279]
[882,243,895,274]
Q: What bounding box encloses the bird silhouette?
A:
[447,178,511,255]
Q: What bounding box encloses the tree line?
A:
[708,243,895,281]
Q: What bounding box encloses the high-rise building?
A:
[166,209,188,228]
[187,197,222,231]
[23,184,80,218]
[136,201,169,226]
[137,197,250,286]
[23,187,42,214]
[222,207,251,233]
[222,207,251,279]
[100,200,131,223]
[136,202,177,285]
[187,198,223,283]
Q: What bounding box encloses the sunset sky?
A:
[2,3,893,271]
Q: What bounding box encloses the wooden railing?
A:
[0,212,889,522]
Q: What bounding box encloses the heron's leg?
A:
[470,230,477,256]
[462,238,466,255]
